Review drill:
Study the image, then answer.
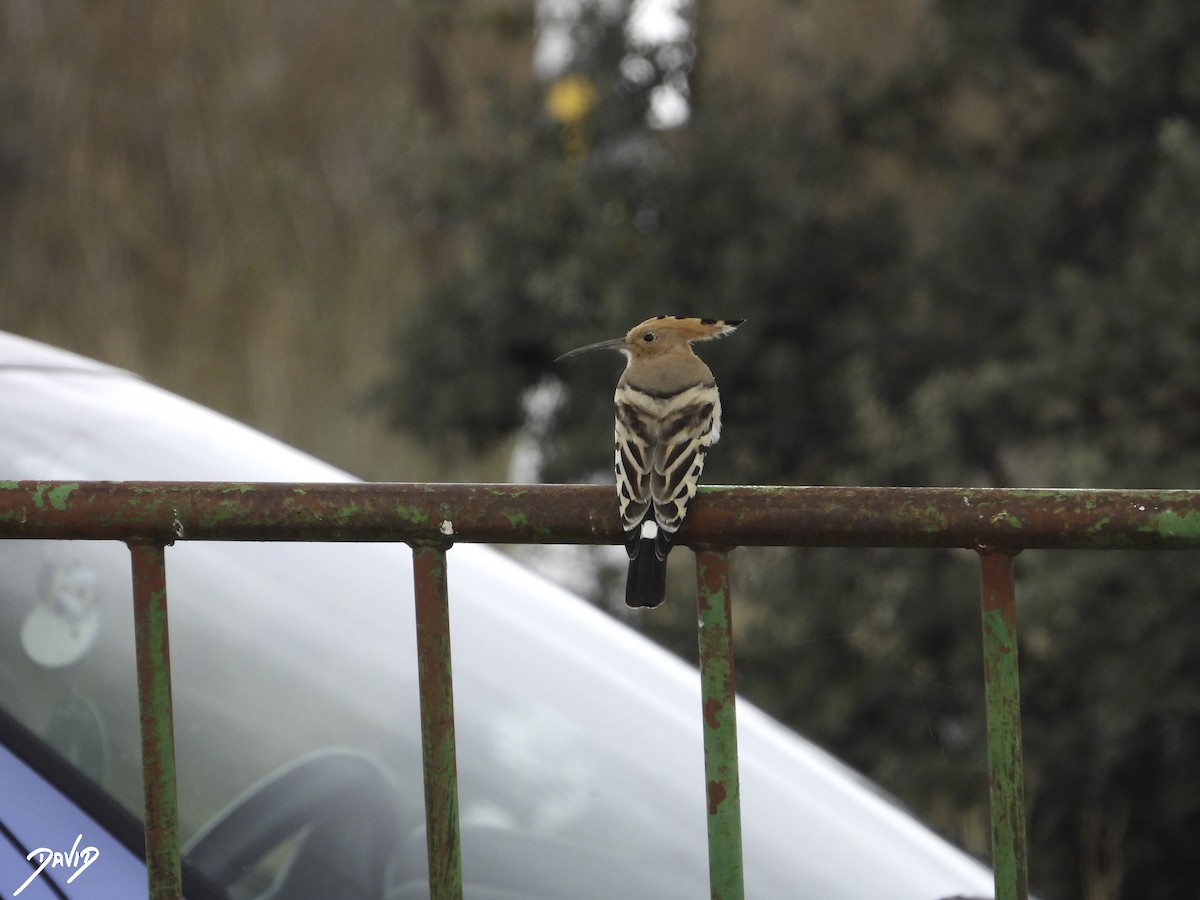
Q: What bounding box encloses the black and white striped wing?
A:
[615,396,654,558]
[649,386,721,559]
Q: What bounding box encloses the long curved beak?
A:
[554,337,626,363]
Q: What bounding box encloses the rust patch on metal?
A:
[707,780,728,816]
[702,697,722,730]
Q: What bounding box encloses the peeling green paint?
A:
[394,504,431,525]
[47,482,79,510]
[1154,508,1200,541]
[921,505,950,532]
[27,480,81,511]
[503,510,529,528]
[205,499,249,526]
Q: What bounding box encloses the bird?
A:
[556,315,743,608]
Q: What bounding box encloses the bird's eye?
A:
[642,333,656,343]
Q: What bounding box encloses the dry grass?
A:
[0,0,533,480]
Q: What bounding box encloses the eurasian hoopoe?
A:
[557,315,743,608]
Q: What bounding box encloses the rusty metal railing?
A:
[5,482,1200,900]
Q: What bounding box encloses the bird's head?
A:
[555,316,744,363]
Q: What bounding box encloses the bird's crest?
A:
[630,316,743,345]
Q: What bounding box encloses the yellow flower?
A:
[545,74,598,126]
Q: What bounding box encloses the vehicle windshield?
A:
[0,333,996,899]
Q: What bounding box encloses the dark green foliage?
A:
[377,2,1200,896]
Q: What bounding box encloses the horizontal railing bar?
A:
[3,482,1200,550]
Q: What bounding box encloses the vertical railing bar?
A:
[695,549,744,900]
[411,544,464,900]
[978,550,1030,900]
[128,540,182,900]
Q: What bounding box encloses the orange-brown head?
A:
[555,316,744,364]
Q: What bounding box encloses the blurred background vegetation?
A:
[5,1,1200,897]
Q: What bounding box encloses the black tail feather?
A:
[625,537,669,608]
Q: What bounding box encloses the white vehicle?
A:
[0,331,995,898]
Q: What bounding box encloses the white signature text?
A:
[14,833,100,895]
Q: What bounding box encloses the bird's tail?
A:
[625,536,671,608]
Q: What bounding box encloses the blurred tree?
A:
[377,1,1200,897]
